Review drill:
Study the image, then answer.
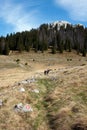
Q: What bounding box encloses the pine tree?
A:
[4,43,10,55]
[77,41,80,55]
[64,39,68,51]
[0,37,6,54]
[59,41,64,53]
[82,48,86,57]
[34,42,38,52]
[68,39,72,52]
[17,35,24,52]
[82,37,87,57]
[25,37,30,52]
[64,38,72,52]
[51,45,56,54]
[0,43,3,54]
[56,32,61,51]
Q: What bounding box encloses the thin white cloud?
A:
[55,0,87,21]
[0,0,39,32]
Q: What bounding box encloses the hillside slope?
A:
[0,52,87,130]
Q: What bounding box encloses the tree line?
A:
[0,23,87,56]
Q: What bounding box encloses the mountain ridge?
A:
[48,20,85,30]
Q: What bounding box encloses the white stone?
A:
[27,78,36,83]
[21,80,28,84]
[32,89,39,93]
[19,87,25,92]
[17,103,23,109]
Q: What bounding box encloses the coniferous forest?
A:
[0,22,87,56]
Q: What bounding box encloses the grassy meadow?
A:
[0,51,87,130]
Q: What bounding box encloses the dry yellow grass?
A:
[0,50,87,87]
[0,51,87,130]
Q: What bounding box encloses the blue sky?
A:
[0,0,87,36]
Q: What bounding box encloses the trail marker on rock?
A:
[22,104,33,112]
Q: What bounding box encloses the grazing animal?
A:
[44,69,52,75]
